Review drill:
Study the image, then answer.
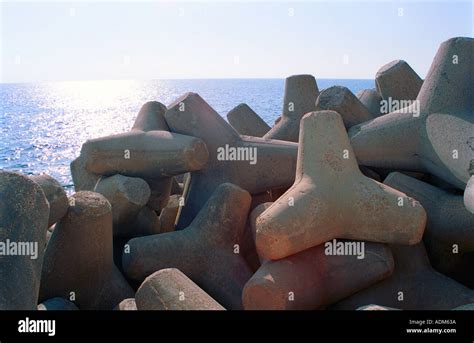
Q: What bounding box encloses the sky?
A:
[0,0,472,82]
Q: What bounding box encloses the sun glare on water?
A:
[0,80,151,189]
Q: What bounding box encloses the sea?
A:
[0,78,374,191]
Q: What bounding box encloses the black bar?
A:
[0,311,472,342]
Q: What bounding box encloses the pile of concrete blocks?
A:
[0,37,472,311]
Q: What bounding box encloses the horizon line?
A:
[0,77,376,85]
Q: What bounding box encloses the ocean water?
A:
[0,79,373,190]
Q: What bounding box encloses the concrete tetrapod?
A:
[349,37,474,189]
[146,178,173,211]
[131,101,168,132]
[71,155,100,191]
[39,191,134,310]
[122,183,253,310]
[71,101,203,211]
[136,268,226,310]
[263,74,319,142]
[71,108,157,193]
[375,60,423,102]
[131,101,173,210]
[356,89,383,118]
[246,202,273,266]
[232,203,271,273]
[227,103,271,137]
[30,174,69,227]
[255,111,426,261]
[315,86,374,128]
[332,243,474,310]
[164,92,298,229]
[384,172,474,287]
[132,206,161,236]
[94,174,152,237]
[159,194,180,233]
[0,171,49,310]
[242,242,394,310]
[73,98,169,192]
[81,130,208,179]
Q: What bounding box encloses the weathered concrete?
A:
[81,130,209,179]
[466,176,474,214]
[131,101,168,132]
[242,242,393,310]
[30,174,69,227]
[375,60,423,102]
[146,177,173,211]
[263,75,319,142]
[70,155,100,191]
[159,194,180,233]
[122,183,253,310]
[132,206,161,237]
[332,243,474,310]
[255,111,426,260]
[384,172,474,287]
[0,171,49,310]
[238,202,272,272]
[114,298,137,311]
[465,161,474,214]
[94,174,151,237]
[40,191,134,310]
[350,37,474,189]
[136,268,226,310]
[315,86,374,128]
[38,297,79,310]
[165,92,298,229]
[356,88,383,118]
[227,103,271,137]
[250,187,288,210]
[248,202,273,265]
[131,101,174,210]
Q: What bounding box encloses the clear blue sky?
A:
[1,0,472,82]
